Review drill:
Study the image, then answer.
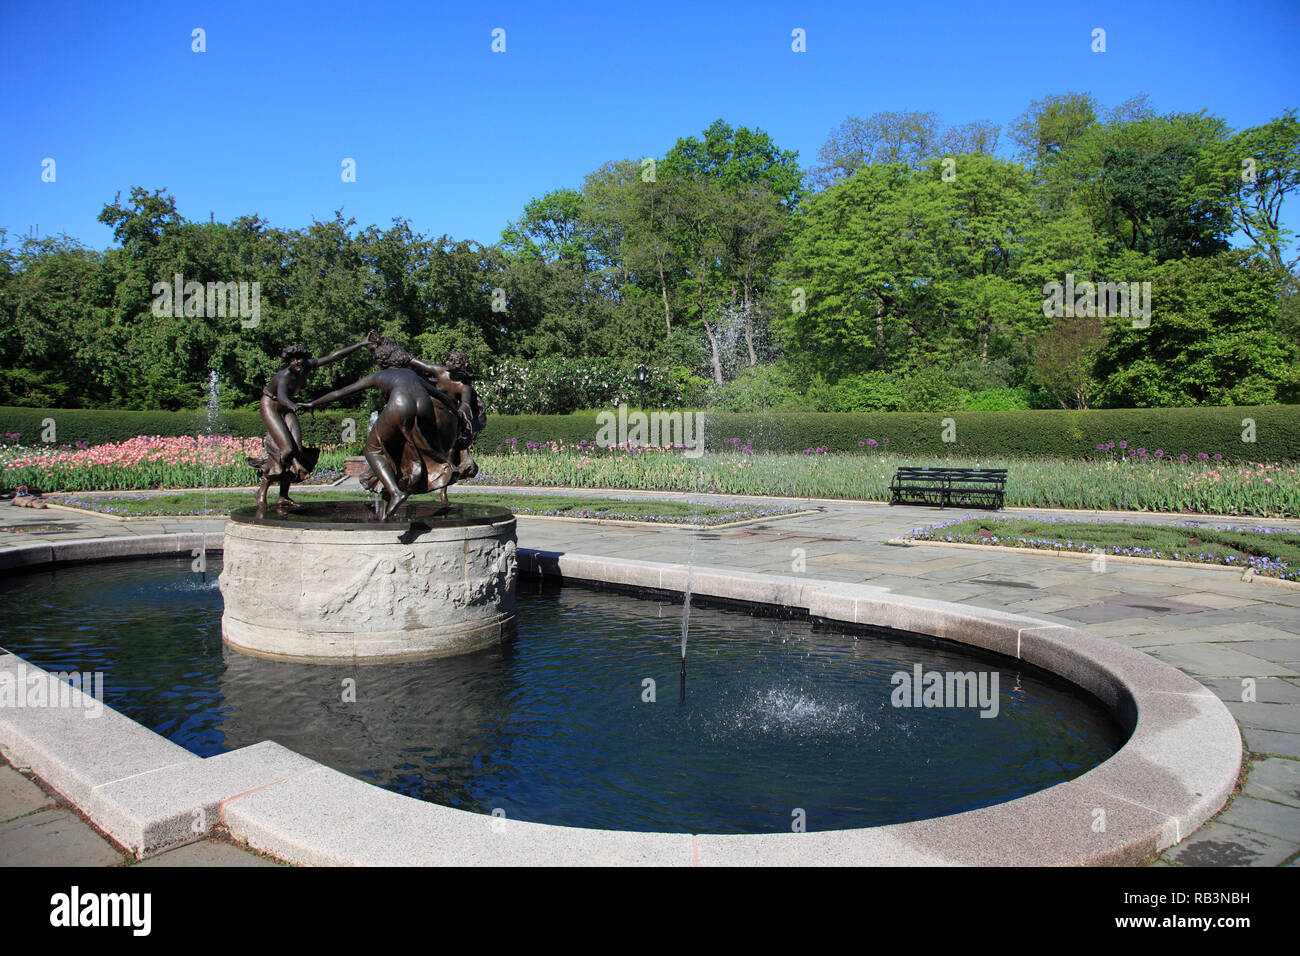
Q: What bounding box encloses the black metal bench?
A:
[889,467,1007,509]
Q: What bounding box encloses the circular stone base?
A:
[218,503,517,663]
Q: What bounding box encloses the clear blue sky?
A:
[3,0,1298,250]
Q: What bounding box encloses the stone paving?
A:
[0,753,278,867]
[2,487,1298,866]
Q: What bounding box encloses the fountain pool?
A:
[0,555,1123,835]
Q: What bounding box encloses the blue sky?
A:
[2,0,1298,250]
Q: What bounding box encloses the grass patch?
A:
[907,515,1300,580]
[48,489,802,526]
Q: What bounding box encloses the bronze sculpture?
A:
[296,336,482,520]
[249,340,368,507]
[362,332,485,439]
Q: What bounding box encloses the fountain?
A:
[198,370,222,584]
[0,331,1243,864]
[219,334,517,662]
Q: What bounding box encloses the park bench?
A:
[888,467,1007,510]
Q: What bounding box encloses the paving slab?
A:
[0,808,124,867]
[1124,629,1253,648]
[1225,701,1300,734]
[1174,592,1269,610]
[1174,609,1296,629]
[1086,619,1175,639]
[1242,758,1300,810]
[0,766,55,823]
[1213,795,1300,841]
[1243,729,1300,759]
[1199,676,1300,705]
[137,839,280,867]
[1144,644,1299,679]
[1216,638,1300,663]
[1161,821,1297,866]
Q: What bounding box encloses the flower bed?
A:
[0,436,350,493]
[466,442,1299,517]
[905,515,1299,581]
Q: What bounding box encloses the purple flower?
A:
[1154,449,1164,459]
[867,439,878,447]
[858,441,864,447]
[1198,453,1209,460]
[1119,440,1127,450]
[1179,454,1189,462]
[1213,454,1222,461]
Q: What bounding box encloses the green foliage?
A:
[1095,252,1299,407]
[4,101,1298,422]
[704,364,802,411]
[471,405,1300,462]
[809,371,904,412]
[0,405,364,447]
[962,388,1035,411]
[479,357,692,415]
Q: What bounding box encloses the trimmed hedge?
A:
[0,406,366,448]
[5,405,1297,463]
[477,405,1300,463]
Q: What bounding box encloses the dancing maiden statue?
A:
[249,340,368,507]
[299,342,478,520]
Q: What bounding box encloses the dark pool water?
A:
[0,557,1124,833]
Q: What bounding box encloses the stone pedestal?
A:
[219,503,516,663]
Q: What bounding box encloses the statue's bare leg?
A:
[261,396,299,471]
[364,448,406,519]
[277,473,298,507]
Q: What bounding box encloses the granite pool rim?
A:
[0,531,1242,866]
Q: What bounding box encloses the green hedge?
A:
[0,406,366,448]
[5,404,1297,463]
[477,406,1300,463]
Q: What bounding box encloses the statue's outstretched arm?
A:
[309,341,367,369]
[304,374,377,410]
[407,356,446,377]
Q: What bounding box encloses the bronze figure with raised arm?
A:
[363,331,485,440]
[249,339,369,507]
[300,351,471,520]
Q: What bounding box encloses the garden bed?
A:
[904,515,1300,581]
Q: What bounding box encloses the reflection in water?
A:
[0,558,1124,833]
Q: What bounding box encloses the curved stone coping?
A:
[0,536,1241,865]
[229,501,513,531]
[0,532,214,572]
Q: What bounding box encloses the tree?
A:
[1010,93,1099,165]
[1091,113,1233,261]
[1215,110,1300,280]
[811,111,1000,188]
[1033,314,1107,408]
[1094,252,1299,406]
[778,163,927,378]
[661,120,803,380]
